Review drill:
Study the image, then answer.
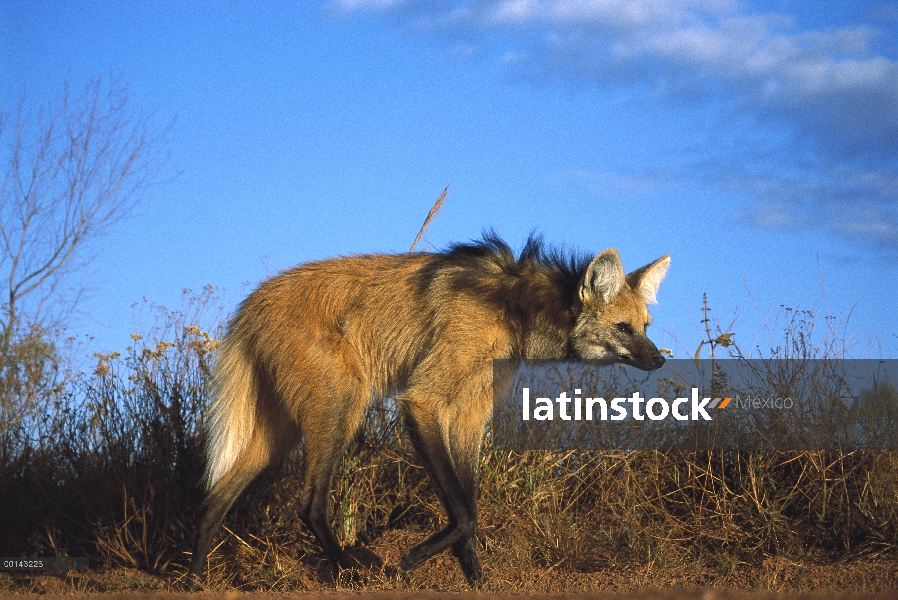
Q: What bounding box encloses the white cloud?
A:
[327,0,898,159]
[326,0,406,13]
[559,167,678,197]
[729,167,898,250]
[482,0,737,28]
[327,0,898,249]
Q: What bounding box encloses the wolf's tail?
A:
[203,328,257,491]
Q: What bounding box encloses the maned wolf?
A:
[188,234,670,584]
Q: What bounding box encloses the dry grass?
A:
[0,287,896,594]
[409,186,448,253]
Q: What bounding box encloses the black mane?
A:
[441,230,591,282]
[409,232,591,357]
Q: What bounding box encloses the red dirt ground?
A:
[4,558,898,599]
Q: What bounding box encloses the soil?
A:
[3,529,897,598]
[3,556,897,598]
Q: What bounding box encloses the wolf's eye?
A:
[615,322,634,336]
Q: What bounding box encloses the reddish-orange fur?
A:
[188,234,669,585]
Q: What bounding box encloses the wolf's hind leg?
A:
[296,380,372,571]
[398,400,483,580]
[188,425,292,587]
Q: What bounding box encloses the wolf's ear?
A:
[626,255,671,305]
[580,248,626,304]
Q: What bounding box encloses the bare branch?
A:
[0,75,169,343]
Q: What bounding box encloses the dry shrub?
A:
[0,292,896,592]
[0,287,219,570]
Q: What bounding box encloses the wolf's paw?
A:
[398,544,429,572]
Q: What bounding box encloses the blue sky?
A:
[1,0,896,360]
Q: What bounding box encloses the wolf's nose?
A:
[651,355,665,369]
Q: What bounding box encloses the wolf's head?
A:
[572,249,670,371]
